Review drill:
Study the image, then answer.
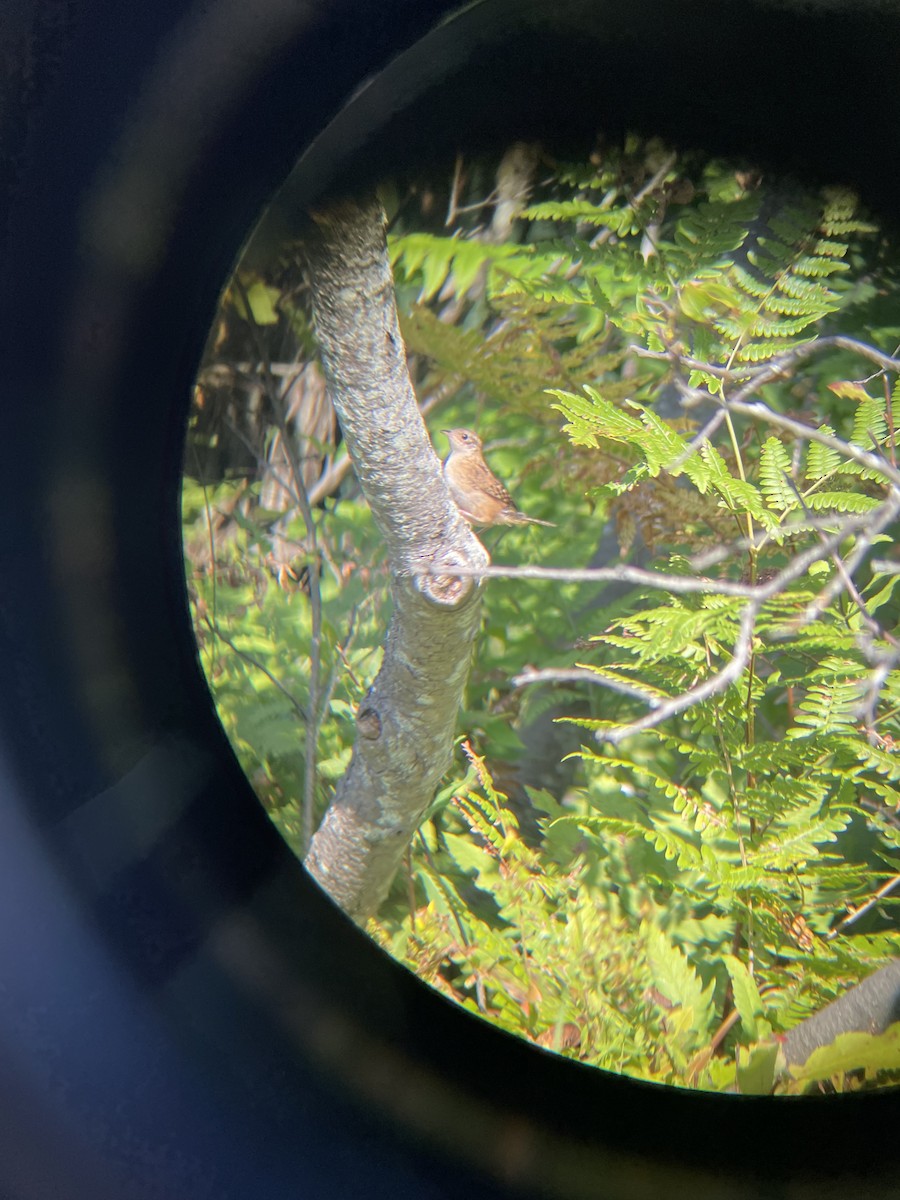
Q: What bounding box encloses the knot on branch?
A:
[356,704,382,741]
[414,548,486,607]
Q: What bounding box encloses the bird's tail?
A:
[517,514,556,528]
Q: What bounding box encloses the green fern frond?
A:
[759,438,797,511]
[733,337,814,363]
[803,492,881,514]
[849,395,888,447]
[791,680,864,736]
[805,427,843,479]
[852,742,900,784]
[645,923,716,1033]
[670,195,759,277]
[756,816,850,870]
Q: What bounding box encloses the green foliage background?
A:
[184,140,900,1093]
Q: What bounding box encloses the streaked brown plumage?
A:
[441,428,555,527]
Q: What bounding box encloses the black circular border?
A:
[3,1,899,1197]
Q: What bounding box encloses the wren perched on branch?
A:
[441,428,555,528]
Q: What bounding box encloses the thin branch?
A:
[633,346,753,379]
[446,152,465,225]
[415,507,886,596]
[589,152,677,249]
[870,559,900,575]
[782,472,886,639]
[419,493,894,742]
[417,561,758,595]
[597,496,898,739]
[724,397,900,492]
[224,359,313,377]
[306,449,354,507]
[689,512,875,571]
[511,665,661,705]
[187,440,220,671]
[675,376,900,492]
[825,874,900,941]
[775,335,900,377]
[317,603,362,735]
[641,334,900,387]
[600,601,762,744]
[857,634,900,734]
[793,494,900,628]
[651,330,900,489]
[673,337,900,407]
[203,615,307,723]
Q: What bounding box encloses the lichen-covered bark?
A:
[302,195,488,921]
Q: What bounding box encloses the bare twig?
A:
[672,374,900,492]
[416,561,758,594]
[511,665,661,705]
[600,601,762,743]
[618,340,900,501]
[639,334,900,387]
[648,332,900,487]
[724,398,900,492]
[689,512,877,571]
[825,874,900,940]
[634,347,753,378]
[419,491,896,741]
[781,472,886,639]
[414,507,885,594]
[589,152,677,249]
[228,360,306,377]
[857,635,900,734]
[203,615,307,723]
[793,495,900,628]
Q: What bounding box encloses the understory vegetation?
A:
[183,138,900,1092]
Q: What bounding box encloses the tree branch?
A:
[420,494,899,742]
[301,195,488,921]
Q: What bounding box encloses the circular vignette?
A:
[3,1,899,1199]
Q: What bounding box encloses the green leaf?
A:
[722,954,767,1041]
[802,492,881,514]
[849,395,888,448]
[645,923,716,1037]
[790,1022,900,1083]
[736,1041,779,1095]
[759,438,796,511]
[805,426,842,480]
[232,277,281,325]
[443,830,499,886]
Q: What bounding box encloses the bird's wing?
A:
[479,470,517,510]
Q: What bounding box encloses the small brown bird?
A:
[442,428,555,527]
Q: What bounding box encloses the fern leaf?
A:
[803,492,881,514]
[849,395,888,448]
[723,954,767,1041]
[805,426,842,479]
[791,680,864,736]
[549,385,644,447]
[759,438,796,511]
[645,923,716,1034]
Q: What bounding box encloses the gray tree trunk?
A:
[302,195,488,922]
[781,959,900,1069]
